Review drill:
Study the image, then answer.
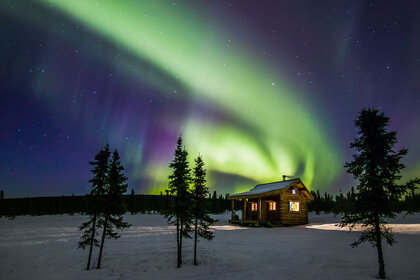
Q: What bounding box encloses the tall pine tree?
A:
[165,136,192,268]
[78,145,110,270]
[96,149,130,269]
[191,155,215,265]
[340,108,419,279]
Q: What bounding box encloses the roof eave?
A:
[227,189,284,200]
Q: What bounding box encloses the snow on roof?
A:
[229,178,298,197]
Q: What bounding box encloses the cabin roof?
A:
[228,178,313,200]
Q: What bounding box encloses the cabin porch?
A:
[228,196,282,227]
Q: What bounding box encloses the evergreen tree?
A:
[69,194,75,215]
[192,155,215,265]
[405,178,420,213]
[340,108,419,279]
[0,190,4,199]
[97,149,131,269]
[406,179,419,198]
[165,136,192,268]
[78,145,110,270]
[212,191,217,212]
[129,189,136,214]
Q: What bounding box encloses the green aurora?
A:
[35,0,342,193]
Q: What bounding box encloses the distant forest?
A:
[1,189,420,217]
[0,191,229,217]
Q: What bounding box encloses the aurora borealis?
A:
[1,1,419,197]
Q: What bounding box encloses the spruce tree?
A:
[78,145,110,270]
[130,189,136,214]
[406,179,419,198]
[191,155,215,265]
[340,108,419,279]
[97,149,130,269]
[165,136,192,268]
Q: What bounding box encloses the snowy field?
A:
[1,213,420,280]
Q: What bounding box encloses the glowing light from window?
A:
[251,202,258,211]
[290,201,299,211]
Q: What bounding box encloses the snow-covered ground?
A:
[1,213,420,280]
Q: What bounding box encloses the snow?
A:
[306,213,420,234]
[1,213,420,279]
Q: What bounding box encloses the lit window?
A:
[251,202,258,211]
[289,201,299,211]
[268,201,276,210]
[292,189,296,195]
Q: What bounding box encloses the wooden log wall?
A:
[280,189,309,225]
[266,196,282,222]
[245,202,258,220]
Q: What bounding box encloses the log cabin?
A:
[227,177,314,226]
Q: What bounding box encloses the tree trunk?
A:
[87,213,97,270]
[176,217,180,268]
[179,221,183,266]
[97,215,108,269]
[194,218,198,265]
[375,214,386,279]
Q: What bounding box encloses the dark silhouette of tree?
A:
[165,136,192,268]
[340,108,419,279]
[97,149,130,269]
[129,189,136,214]
[4,188,420,217]
[211,190,218,212]
[405,178,420,213]
[191,155,215,265]
[78,145,110,270]
[0,190,4,199]
[406,179,419,198]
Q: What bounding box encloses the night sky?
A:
[1,0,419,198]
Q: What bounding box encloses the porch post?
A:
[258,197,262,221]
[279,194,282,224]
[231,199,235,219]
[243,199,247,221]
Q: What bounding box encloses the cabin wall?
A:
[245,203,257,220]
[261,200,267,220]
[279,190,309,225]
[244,199,277,221]
[265,197,281,223]
[238,188,310,225]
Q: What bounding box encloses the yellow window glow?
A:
[289,201,299,211]
[251,202,258,211]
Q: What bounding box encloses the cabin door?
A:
[262,200,268,221]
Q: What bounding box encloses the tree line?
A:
[3,186,420,218]
[0,191,233,217]
[308,187,420,214]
